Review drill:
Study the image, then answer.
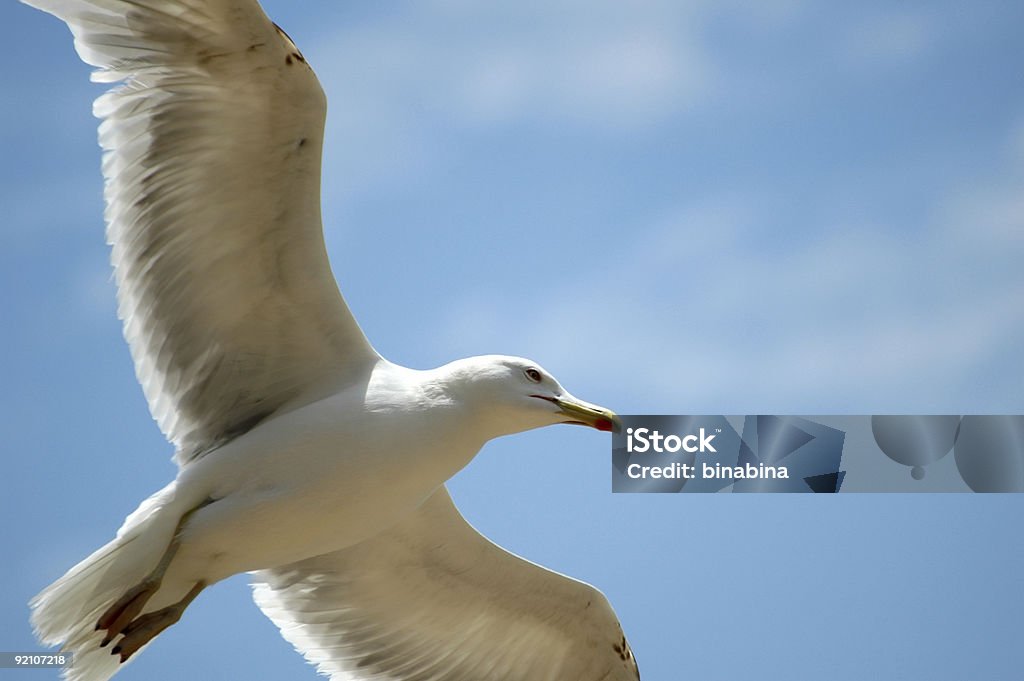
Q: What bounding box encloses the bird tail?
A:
[30,483,181,681]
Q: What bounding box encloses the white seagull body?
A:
[23,2,639,681]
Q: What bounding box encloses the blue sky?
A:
[2,1,1023,680]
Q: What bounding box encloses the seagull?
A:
[23,2,639,680]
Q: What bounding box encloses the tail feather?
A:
[31,484,179,681]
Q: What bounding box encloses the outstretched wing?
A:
[26,0,379,464]
[252,487,641,681]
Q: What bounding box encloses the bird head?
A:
[441,355,620,439]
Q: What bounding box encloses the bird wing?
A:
[26,0,379,464]
[252,486,640,681]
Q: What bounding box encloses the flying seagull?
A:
[23,1,639,680]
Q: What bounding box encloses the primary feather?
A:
[26,0,378,465]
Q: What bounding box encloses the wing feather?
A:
[253,488,640,681]
[26,0,379,464]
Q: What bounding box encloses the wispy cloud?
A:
[840,9,940,67]
[434,170,1024,412]
[306,0,721,203]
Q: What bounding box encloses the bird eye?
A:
[524,368,542,383]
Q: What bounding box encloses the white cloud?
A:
[944,185,1024,246]
[432,187,1024,412]
[311,3,714,131]
[841,10,939,67]
[939,120,1024,247]
[453,29,705,129]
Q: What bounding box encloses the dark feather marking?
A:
[197,48,232,65]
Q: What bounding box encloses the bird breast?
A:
[168,383,484,583]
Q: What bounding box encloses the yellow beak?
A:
[552,395,621,433]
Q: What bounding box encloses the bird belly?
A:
[165,393,481,585]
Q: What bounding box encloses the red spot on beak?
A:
[595,418,614,432]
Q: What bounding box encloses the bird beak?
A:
[546,394,622,434]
